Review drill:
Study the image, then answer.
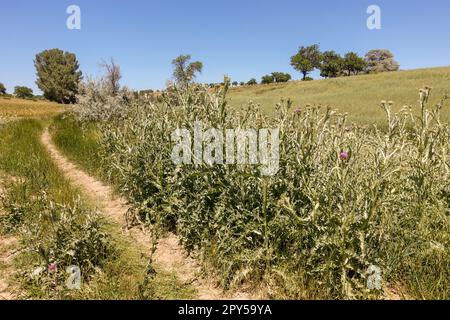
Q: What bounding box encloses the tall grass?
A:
[0,119,195,299]
[51,114,104,179]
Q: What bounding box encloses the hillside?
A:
[0,97,65,121]
[229,66,450,125]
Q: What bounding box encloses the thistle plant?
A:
[74,79,449,299]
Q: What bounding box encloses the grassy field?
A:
[1,66,449,300]
[229,66,450,125]
[0,119,195,299]
[0,97,66,121]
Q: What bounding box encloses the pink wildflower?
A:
[340,151,349,161]
[48,263,58,273]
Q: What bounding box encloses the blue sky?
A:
[1,0,450,93]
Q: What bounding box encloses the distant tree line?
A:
[2,46,400,103]
[204,47,399,87]
[0,82,36,99]
[291,44,399,81]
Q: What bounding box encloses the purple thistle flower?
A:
[48,263,58,273]
[340,151,349,161]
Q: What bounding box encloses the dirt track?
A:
[41,128,253,300]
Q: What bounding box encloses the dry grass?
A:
[0,97,67,121]
[229,66,450,125]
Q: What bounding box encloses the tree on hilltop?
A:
[271,72,292,83]
[343,52,367,76]
[320,51,344,78]
[290,44,322,80]
[365,49,400,73]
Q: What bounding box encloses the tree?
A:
[290,44,322,80]
[271,72,292,83]
[232,81,239,86]
[343,52,367,76]
[261,74,275,84]
[239,82,245,86]
[14,86,33,99]
[35,48,82,104]
[247,78,258,85]
[0,83,6,95]
[320,51,344,78]
[365,49,400,73]
[172,54,203,87]
[100,58,122,95]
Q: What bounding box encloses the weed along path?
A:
[41,127,253,300]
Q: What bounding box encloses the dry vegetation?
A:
[229,66,450,125]
[0,97,66,121]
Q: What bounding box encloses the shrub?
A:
[73,80,133,122]
[271,72,291,83]
[261,74,275,84]
[14,86,34,99]
[0,82,6,95]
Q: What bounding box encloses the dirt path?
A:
[0,181,20,300]
[41,128,253,300]
[0,236,19,300]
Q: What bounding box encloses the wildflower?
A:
[340,151,349,161]
[48,263,58,273]
[294,108,301,114]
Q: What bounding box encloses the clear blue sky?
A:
[1,0,449,93]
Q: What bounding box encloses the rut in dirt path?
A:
[41,127,254,300]
[0,235,19,300]
[0,182,20,300]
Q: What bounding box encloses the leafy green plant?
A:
[72,78,449,299]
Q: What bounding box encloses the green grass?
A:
[229,66,450,125]
[0,119,196,300]
[0,119,76,204]
[50,114,104,179]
